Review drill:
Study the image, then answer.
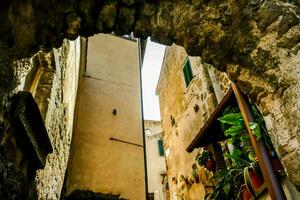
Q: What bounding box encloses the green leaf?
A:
[227,139,233,145]
[231,148,242,159]
[249,122,262,140]
[223,183,231,195]
[218,113,244,126]
[248,151,255,161]
[224,125,245,137]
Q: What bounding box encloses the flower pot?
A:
[204,159,215,171]
[240,185,251,200]
[248,168,264,190]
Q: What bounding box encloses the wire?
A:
[83,74,137,88]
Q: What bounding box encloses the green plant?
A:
[218,106,255,162]
[250,103,273,150]
[196,148,210,166]
[206,157,249,200]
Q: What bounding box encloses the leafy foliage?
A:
[196,148,210,166]
[249,122,261,140]
[208,104,272,200]
[206,158,250,200]
[218,106,255,162]
[250,103,273,150]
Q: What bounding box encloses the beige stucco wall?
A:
[66,34,145,200]
[156,44,224,200]
[144,120,167,200]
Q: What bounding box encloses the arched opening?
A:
[0,0,300,199]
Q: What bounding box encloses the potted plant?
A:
[218,107,256,162]
[240,184,252,200]
[243,160,265,198]
[206,157,263,200]
[205,160,246,200]
[196,148,216,171]
[250,104,284,175]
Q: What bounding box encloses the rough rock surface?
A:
[0,40,78,200]
[0,0,300,190]
[34,41,71,200]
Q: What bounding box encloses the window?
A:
[148,193,154,200]
[182,58,193,87]
[158,140,164,156]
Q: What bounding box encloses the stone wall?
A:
[156,44,219,199]
[0,38,81,199]
[35,39,81,199]
[1,0,300,190]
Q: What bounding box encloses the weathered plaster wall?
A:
[66,34,145,200]
[156,44,219,199]
[1,0,300,189]
[144,120,167,200]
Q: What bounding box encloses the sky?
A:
[142,39,166,121]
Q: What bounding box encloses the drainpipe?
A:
[232,83,286,200]
[137,39,149,200]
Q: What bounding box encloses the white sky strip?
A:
[142,39,165,120]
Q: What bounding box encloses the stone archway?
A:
[1,0,300,189]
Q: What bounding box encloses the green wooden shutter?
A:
[186,59,193,82]
[183,66,190,87]
[158,140,164,156]
[183,59,193,87]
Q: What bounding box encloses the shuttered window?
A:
[158,140,164,156]
[182,58,193,87]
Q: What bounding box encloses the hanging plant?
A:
[195,148,216,171]
[196,148,210,166]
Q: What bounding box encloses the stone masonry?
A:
[0,39,81,199]
[0,0,300,190]
[156,44,219,199]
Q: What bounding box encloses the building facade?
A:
[144,120,168,200]
[0,34,147,199]
[156,44,228,200]
[65,34,146,200]
[156,44,300,199]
